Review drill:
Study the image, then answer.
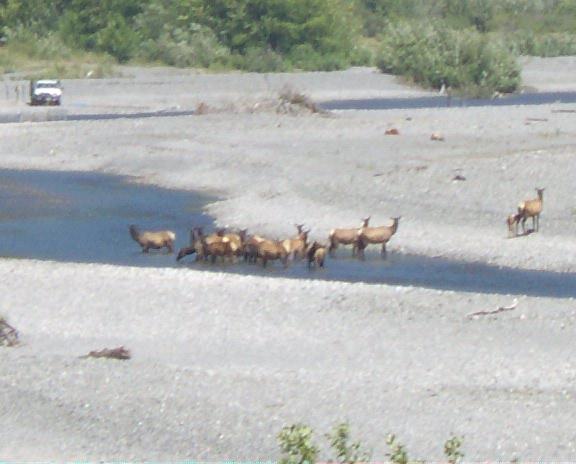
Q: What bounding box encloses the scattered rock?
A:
[430,132,445,141]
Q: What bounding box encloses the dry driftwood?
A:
[467,298,518,318]
[80,346,131,360]
[0,317,19,347]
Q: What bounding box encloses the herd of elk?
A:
[129,187,546,266]
[130,217,401,268]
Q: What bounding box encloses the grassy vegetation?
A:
[375,21,521,97]
[0,27,116,78]
[0,0,575,95]
[277,422,466,463]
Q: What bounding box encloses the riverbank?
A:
[1,59,576,461]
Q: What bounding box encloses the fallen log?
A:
[80,346,131,360]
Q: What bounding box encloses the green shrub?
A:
[376,20,520,97]
[237,46,287,72]
[326,422,370,463]
[505,30,576,57]
[385,433,410,464]
[139,24,230,69]
[3,26,73,60]
[278,423,319,464]
[444,435,465,464]
[94,14,139,63]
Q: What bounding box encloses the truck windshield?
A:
[36,82,60,89]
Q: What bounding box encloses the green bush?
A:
[3,25,73,60]
[376,20,521,97]
[505,30,576,57]
[288,44,350,71]
[236,46,287,72]
[444,435,465,464]
[139,24,230,69]
[326,422,370,463]
[278,423,319,464]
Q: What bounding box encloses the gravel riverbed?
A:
[1,58,576,461]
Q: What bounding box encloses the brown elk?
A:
[176,227,235,263]
[518,187,545,233]
[176,227,204,261]
[506,212,522,238]
[282,224,310,260]
[328,217,370,256]
[257,239,289,267]
[129,225,175,253]
[223,228,248,258]
[356,216,401,258]
[307,241,327,269]
[243,234,266,263]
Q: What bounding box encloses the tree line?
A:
[1,0,575,95]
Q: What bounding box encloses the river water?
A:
[0,169,574,298]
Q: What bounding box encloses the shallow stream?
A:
[0,169,574,298]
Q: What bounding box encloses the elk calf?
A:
[506,212,522,238]
[307,241,327,269]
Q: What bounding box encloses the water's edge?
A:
[0,168,574,298]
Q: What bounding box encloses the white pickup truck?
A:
[30,79,62,106]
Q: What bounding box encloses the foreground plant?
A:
[278,423,319,464]
[444,435,465,464]
[326,422,370,463]
[386,433,410,464]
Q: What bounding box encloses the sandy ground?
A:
[1,58,576,461]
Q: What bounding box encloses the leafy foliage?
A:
[385,433,410,464]
[376,20,521,97]
[277,423,319,464]
[444,435,465,464]
[326,422,370,463]
[0,0,575,82]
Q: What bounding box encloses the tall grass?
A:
[0,26,116,78]
[504,31,576,57]
[376,21,521,97]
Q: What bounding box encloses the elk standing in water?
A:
[176,227,204,261]
[243,233,266,263]
[257,239,289,267]
[307,241,327,269]
[328,217,370,256]
[282,224,310,260]
[177,227,235,263]
[356,217,400,258]
[129,225,175,253]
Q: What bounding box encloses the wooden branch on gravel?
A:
[80,346,131,360]
[0,317,19,347]
[467,298,518,318]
